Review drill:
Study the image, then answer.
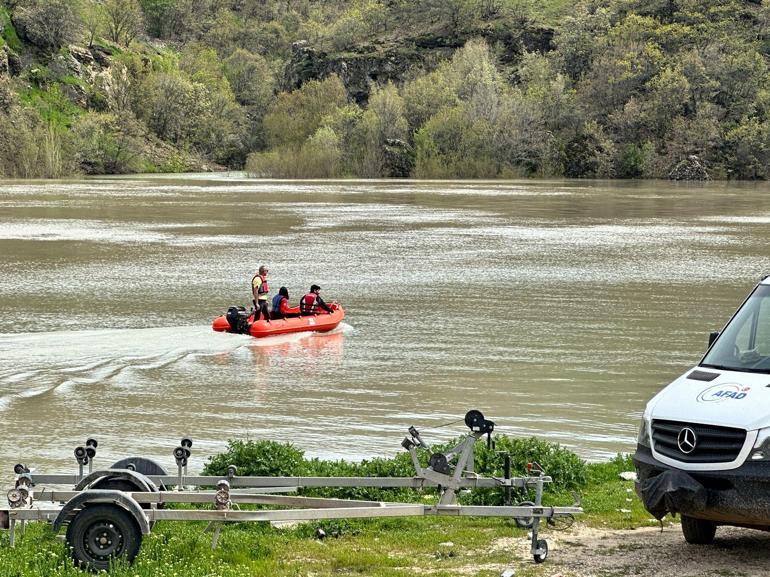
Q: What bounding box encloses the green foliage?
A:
[563,121,615,177]
[616,142,655,178]
[12,0,81,51]
[0,106,76,178]
[134,66,245,165]
[245,128,343,178]
[223,49,275,109]
[202,433,586,505]
[349,82,409,177]
[103,0,144,47]
[724,117,770,179]
[586,453,634,485]
[3,0,770,178]
[19,83,82,128]
[139,0,180,38]
[0,6,22,51]
[71,111,144,174]
[203,439,306,477]
[415,104,498,178]
[263,75,348,149]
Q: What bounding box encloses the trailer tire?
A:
[514,501,535,529]
[533,538,548,563]
[66,504,142,570]
[681,515,716,544]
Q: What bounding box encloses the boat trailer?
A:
[0,410,582,570]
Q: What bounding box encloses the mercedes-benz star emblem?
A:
[677,427,697,454]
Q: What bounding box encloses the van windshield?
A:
[702,285,770,373]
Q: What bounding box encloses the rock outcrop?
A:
[283,25,555,103]
[668,155,710,180]
[284,41,435,104]
[0,47,8,78]
[383,138,414,177]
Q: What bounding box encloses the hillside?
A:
[1,0,770,179]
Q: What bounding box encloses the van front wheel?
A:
[681,515,716,544]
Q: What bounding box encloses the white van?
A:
[634,275,770,544]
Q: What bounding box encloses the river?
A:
[0,174,768,477]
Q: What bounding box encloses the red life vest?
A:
[252,274,269,300]
[300,292,318,314]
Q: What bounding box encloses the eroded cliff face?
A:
[282,25,555,104]
[283,41,435,104]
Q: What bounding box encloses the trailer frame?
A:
[1,411,582,571]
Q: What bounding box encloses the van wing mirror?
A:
[708,331,719,347]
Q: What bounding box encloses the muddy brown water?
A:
[1,175,769,477]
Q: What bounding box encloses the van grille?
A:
[651,419,746,463]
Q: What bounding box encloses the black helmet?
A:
[310,284,321,292]
[279,286,289,298]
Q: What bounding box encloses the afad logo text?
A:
[697,383,751,403]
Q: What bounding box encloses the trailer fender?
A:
[52,490,151,535]
[73,469,158,493]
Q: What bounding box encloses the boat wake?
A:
[0,323,353,411]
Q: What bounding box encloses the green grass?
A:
[0,7,22,52]
[91,38,122,55]
[19,84,83,128]
[58,75,86,87]
[533,0,574,26]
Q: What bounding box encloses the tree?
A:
[72,111,144,174]
[140,71,205,143]
[223,49,275,109]
[350,82,408,177]
[79,0,104,48]
[103,0,144,46]
[725,118,770,179]
[139,0,175,38]
[300,126,342,177]
[403,39,500,132]
[553,5,612,83]
[414,104,497,178]
[263,75,348,149]
[577,14,664,120]
[13,0,81,51]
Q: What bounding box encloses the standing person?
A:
[271,286,300,319]
[251,265,270,322]
[300,284,334,315]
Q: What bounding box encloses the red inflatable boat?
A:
[212,304,345,338]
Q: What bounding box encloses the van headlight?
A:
[637,415,651,448]
[751,428,770,460]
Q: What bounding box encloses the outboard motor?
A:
[226,306,250,334]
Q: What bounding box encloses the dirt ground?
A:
[492,523,770,577]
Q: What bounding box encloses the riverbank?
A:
[0,448,694,576]
[0,439,764,576]
[2,465,767,577]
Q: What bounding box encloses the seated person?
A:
[271,287,300,319]
[300,284,334,315]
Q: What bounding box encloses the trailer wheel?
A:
[66,504,142,570]
[681,515,716,544]
[514,501,535,529]
[533,538,548,563]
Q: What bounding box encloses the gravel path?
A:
[492,523,770,577]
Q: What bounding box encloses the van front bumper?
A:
[633,444,770,527]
